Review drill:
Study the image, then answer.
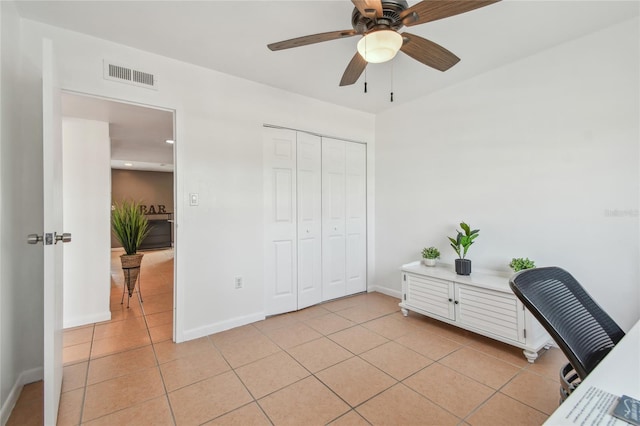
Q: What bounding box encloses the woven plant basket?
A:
[120,253,144,297]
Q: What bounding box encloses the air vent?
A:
[103,60,158,90]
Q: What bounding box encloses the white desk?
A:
[544,319,640,425]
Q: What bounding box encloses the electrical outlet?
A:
[234,276,243,289]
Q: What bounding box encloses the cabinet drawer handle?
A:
[454,300,459,304]
[448,298,453,302]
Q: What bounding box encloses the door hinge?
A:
[523,328,527,339]
[403,294,406,301]
[403,274,406,282]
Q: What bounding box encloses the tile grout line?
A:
[207,334,276,425]
[122,268,177,425]
[207,303,399,424]
[76,323,96,424]
[135,282,179,426]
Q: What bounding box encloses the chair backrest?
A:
[509,267,624,379]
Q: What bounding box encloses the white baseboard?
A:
[180,311,266,342]
[0,367,44,425]
[63,311,111,329]
[180,286,402,343]
[368,285,401,300]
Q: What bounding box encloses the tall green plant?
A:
[111,200,150,255]
[448,222,480,259]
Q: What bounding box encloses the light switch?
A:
[189,193,199,206]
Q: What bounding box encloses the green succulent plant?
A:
[509,257,536,272]
[422,247,440,259]
[448,222,479,259]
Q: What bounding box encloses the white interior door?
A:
[322,138,347,301]
[263,128,297,315]
[296,133,322,309]
[345,142,367,295]
[42,38,65,426]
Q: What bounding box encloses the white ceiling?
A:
[19,0,639,170]
[61,93,174,172]
[16,1,639,114]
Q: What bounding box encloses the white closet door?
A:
[264,128,297,315]
[345,142,367,295]
[296,133,322,309]
[322,138,347,301]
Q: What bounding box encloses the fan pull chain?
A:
[364,37,368,94]
[390,62,394,102]
[364,69,367,93]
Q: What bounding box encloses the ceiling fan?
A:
[268,0,500,86]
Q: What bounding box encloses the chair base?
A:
[559,363,581,404]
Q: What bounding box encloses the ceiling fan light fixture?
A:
[357,30,403,63]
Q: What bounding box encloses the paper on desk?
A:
[563,386,628,425]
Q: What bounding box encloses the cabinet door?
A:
[297,133,322,309]
[345,142,367,295]
[406,274,455,320]
[455,284,524,343]
[322,138,347,301]
[263,128,297,315]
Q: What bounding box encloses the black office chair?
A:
[509,267,625,402]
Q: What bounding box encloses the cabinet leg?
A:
[544,343,551,350]
[523,349,538,363]
[401,308,408,317]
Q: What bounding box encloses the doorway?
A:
[60,92,176,341]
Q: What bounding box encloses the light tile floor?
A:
[8,249,568,425]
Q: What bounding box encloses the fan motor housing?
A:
[351,0,409,33]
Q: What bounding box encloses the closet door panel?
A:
[322,138,347,301]
[264,128,297,315]
[345,142,367,295]
[297,133,322,309]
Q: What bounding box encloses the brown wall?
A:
[111,169,174,248]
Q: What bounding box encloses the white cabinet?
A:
[404,273,455,321]
[264,128,367,315]
[400,262,550,362]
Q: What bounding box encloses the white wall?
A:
[19,20,376,342]
[374,18,640,330]
[62,117,111,328]
[1,1,45,422]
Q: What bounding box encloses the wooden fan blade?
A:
[400,32,460,71]
[340,52,368,86]
[352,0,383,18]
[400,0,500,27]
[268,30,357,51]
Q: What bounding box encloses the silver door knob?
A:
[55,233,72,244]
[27,234,43,244]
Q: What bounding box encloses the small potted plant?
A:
[421,247,440,267]
[509,257,536,272]
[111,200,150,299]
[448,221,479,275]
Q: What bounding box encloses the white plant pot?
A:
[423,258,437,267]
